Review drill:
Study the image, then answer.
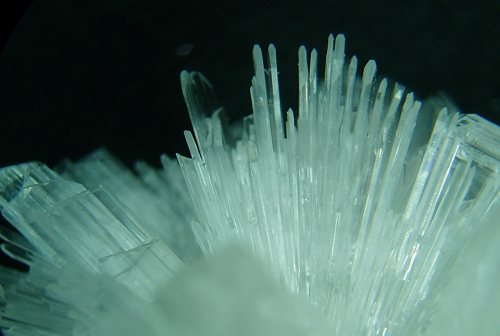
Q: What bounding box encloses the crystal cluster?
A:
[1,35,499,335]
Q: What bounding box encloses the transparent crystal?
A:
[1,34,499,335]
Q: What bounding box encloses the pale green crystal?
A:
[0,34,499,335]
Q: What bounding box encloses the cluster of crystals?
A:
[178,35,500,334]
[0,34,499,335]
[0,150,195,335]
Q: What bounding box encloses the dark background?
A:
[0,0,499,170]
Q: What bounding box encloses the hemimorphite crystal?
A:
[1,34,499,335]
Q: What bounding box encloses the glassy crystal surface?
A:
[1,34,499,335]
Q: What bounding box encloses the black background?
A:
[1,0,499,170]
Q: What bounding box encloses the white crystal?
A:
[179,34,500,335]
[1,34,500,335]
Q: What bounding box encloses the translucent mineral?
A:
[0,34,499,335]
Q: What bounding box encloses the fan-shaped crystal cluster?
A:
[1,35,499,335]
